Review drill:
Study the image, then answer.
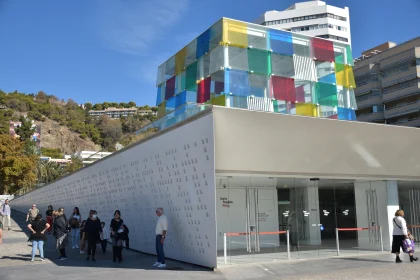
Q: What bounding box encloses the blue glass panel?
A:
[269,30,293,56]
[176,90,197,107]
[166,95,177,113]
[225,69,250,96]
[338,107,356,121]
[156,86,163,106]
[197,29,210,59]
[318,73,336,84]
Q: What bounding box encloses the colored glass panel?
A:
[156,85,163,106]
[197,77,211,103]
[209,46,224,75]
[271,76,295,102]
[337,86,357,109]
[197,29,210,59]
[273,100,287,113]
[248,49,271,75]
[338,107,356,120]
[269,30,293,56]
[292,34,311,58]
[225,69,250,96]
[185,61,198,91]
[295,80,314,103]
[296,103,319,117]
[249,74,268,98]
[165,76,176,100]
[227,95,248,109]
[210,70,225,94]
[185,39,197,68]
[315,82,338,106]
[175,47,187,75]
[316,61,335,83]
[311,38,335,62]
[335,64,356,88]
[334,45,345,65]
[222,19,248,48]
[320,106,338,118]
[228,46,248,71]
[346,45,354,66]
[176,72,186,94]
[271,53,295,78]
[198,53,210,80]
[157,101,166,119]
[345,65,356,88]
[211,94,226,106]
[177,90,197,107]
[166,95,177,113]
[294,55,316,81]
[165,56,176,78]
[247,25,268,50]
[156,62,166,86]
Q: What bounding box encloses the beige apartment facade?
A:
[354,37,420,127]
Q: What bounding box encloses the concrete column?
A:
[304,186,321,246]
[354,181,398,251]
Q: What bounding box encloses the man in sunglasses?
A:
[26,204,40,223]
[153,207,168,268]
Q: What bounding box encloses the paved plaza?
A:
[1,211,420,280]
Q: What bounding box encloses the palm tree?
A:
[36,161,62,184]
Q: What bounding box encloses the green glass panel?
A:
[315,82,338,107]
[185,61,198,91]
[346,45,354,66]
[248,49,271,75]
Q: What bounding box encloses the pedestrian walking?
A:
[83,210,102,261]
[26,204,39,223]
[53,207,69,260]
[79,219,87,254]
[100,222,109,254]
[28,214,50,262]
[1,199,11,231]
[70,207,81,249]
[153,207,168,268]
[0,217,3,244]
[110,210,127,262]
[392,209,419,263]
[45,205,53,234]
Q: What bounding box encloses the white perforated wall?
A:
[11,113,217,268]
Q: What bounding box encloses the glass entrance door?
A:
[399,182,420,241]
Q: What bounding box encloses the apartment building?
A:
[254,1,351,45]
[88,107,137,119]
[354,37,420,127]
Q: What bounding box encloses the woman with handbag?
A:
[70,207,81,249]
[110,210,126,263]
[28,214,50,262]
[392,209,419,263]
[53,207,69,260]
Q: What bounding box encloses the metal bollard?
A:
[336,228,340,256]
[286,230,290,260]
[224,233,227,264]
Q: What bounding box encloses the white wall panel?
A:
[11,113,217,268]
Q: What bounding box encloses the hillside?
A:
[0,90,157,154]
[37,117,101,154]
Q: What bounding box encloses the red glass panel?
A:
[271,76,295,102]
[165,76,176,100]
[197,77,211,103]
[312,38,334,62]
[295,85,305,103]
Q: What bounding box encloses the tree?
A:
[0,135,37,194]
[15,116,35,142]
[84,102,93,111]
[127,101,136,108]
[65,156,83,173]
[36,160,62,184]
[41,147,63,158]
[99,117,122,148]
[92,104,103,110]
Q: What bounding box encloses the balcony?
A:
[355,81,381,95]
[384,101,420,119]
[380,47,420,70]
[381,66,419,88]
[390,118,420,128]
[382,82,420,102]
[356,95,383,109]
[356,111,385,122]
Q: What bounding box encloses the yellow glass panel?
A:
[296,103,319,117]
[345,65,356,88]
[222,19,248,48]
[211,95,226,106]
[175,47,187,75]
[157,101,166,119]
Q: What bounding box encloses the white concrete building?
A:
[88,107,138,119]
[254,1,351,45]
[72,151,112,165]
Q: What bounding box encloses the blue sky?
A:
[0,0,419,106]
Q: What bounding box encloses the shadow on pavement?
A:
[8,210,212,272]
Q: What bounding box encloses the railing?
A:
[335,227,383,256]
[223,230,290,264]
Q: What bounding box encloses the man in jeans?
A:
[1,199,11,231]
[153,207,168,268]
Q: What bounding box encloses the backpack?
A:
[69,217,80,229]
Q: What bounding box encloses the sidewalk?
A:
[1,210,420,280]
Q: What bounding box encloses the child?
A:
[100,222,109,254]
[79,220,86,254]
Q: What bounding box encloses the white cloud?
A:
[94,0,189,56]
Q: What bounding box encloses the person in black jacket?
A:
[53,207,69,260]
[110,210,128,263]
[83,210,102,261]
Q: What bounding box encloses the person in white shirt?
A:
[153,207,168,268]
[392,209,418,263]
[1,199,11,231]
